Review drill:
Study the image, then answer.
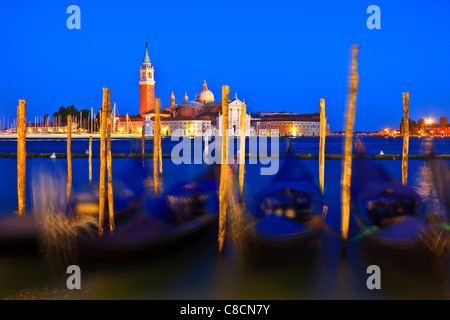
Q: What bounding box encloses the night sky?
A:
[0,0,449,131]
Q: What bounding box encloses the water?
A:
[0,136,448,299]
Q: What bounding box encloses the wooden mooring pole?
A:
[402,93,409,185]
[16,100,26,218]
[89,136,92,183]
[98,88,109,236]
[67,115,72,199]
[153,98,161,198]
[157,98,163,177]
[341,45,359,256]
[106,95,114,232]
[319,99,326,195]
[238,103,246,219]
[218,85,230,255]
[142,125,145,166]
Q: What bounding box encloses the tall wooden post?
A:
[402,93,409,185]
[159,136,163,176]
[16,100,26,218]
[319,99,326,195]
[98,88,109,236]
[341,45,359,255]
[157,98,163,177]
[66,115,72,199]
[153,98,161,198]
[238,103,247,219]
[142,125,145,166]
[106,94,114,232]
[218,85,230,254]
[89,136,92,183]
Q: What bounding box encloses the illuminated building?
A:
[251,113,328,137]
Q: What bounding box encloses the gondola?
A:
[0,159,146,255]
[246,152,325,247]
[351,154,428,251]
[430,157,450,219]
[76,165,220,262]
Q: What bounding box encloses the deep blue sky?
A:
[0,0,449,131]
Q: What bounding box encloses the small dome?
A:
[195,80,214,103]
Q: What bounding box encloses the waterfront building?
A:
[144,116,212,137]
[25,122,79,133]
[251,113,328,137]
[425,124,450,136]
[375,128,400,137]
[167,82,252,136]
[113,115,145,134]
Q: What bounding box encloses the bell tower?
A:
[170,91,175,107]
[139,42,155,116]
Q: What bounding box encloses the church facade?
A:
[164,81,253,136]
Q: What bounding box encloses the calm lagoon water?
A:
[0,136,448,299]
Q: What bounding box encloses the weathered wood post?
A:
[156,98,163,177]
[142,125,145,166]
[16,100,26,218]
[218,85,230,254]
[402,92,409,185]
[67,115,72,199]
[89,136,92,183]
[106,94,114,232]
[319,99,326,194]
[98,88,109,236]
[238,103,246,219]
[153,98,161,198]
[341,45,359,255]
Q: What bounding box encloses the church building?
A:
[165,80,252,136]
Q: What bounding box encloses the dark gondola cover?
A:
[351,156,428,249]
[0,158,147,255]
[248,153,324,246]
[77,165,219,261]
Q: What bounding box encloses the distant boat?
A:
[50,153,56,159]
[379,150,384,155]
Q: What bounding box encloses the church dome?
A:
[195,80,214,103]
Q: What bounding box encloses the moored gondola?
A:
[351,155,429,251]
[76,165,220,262]
[246,152,325,248]
[0,159,146,255]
